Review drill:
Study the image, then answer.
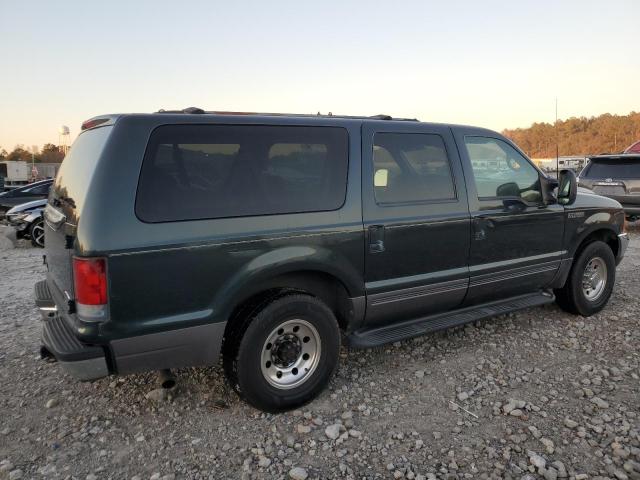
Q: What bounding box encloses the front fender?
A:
[24,211,44,224]
[564,208,624,259]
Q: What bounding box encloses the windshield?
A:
[584,159,640,179]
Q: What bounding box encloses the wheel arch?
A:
[570,227,619,260]
[220,268,365,338]
[555,226,619,289]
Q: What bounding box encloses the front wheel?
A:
[555,240,615,316]
[223,294,340,412]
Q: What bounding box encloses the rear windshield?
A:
[583,159,640,179]
[52,126,113,212]
[136,124,349,222]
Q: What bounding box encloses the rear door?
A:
[362,122,470,327]
[454,129,565,305]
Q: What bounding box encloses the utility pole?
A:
[31,145,38,181]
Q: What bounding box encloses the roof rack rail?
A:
[154,108,418,121]
[157,107,205,114]
[370,114,393,120]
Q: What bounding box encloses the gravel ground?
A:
[0,224,639,480]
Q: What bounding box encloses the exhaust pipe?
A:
[158,369,176,389]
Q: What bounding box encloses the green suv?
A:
[35,109,629,411]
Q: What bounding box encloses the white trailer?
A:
[0,161,31,188]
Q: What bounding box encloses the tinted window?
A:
[136,125,349,222]
[54,126,113,213]
[465,136,541,203]
[372,133,455,204]
[583,159,640,179]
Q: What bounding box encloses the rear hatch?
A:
[579,155,640,200]
[45,124,114,309]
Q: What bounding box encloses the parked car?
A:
[624,140,640,154]
[0,179,53,218]
[578,154,640,221]
[35,110,629,412]
[6,199,47,247]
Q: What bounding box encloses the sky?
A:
[1,0,639,150]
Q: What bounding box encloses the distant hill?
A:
[503,111,640,157]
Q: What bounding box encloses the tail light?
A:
[73,257,108,322]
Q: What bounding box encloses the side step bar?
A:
[348,291,554,348]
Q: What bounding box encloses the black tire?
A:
[555,241,615,316]
[29,218,45,248]
[223,293,340,412]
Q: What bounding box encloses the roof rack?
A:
[155,107,418,122]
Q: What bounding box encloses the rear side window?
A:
[372,133,456,204]
[53,126,113,212]
[136,125,349,222]
[583,159,640,179]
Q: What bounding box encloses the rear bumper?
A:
[41,316,110,380]
[34,279,226,380]
[36,280,109,380]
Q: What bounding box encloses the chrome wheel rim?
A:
[32,222,45,247]
[582,256,607,301]
[260,319,321,390]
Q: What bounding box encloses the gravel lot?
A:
[0,224,639,480]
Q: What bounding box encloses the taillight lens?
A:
[73,257,107,305]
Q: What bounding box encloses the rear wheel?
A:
[555,241,615,316]
[223,294,340,412]
[30,218,45,248]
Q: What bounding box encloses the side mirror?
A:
[557,169,577,205]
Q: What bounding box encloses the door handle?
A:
[368,225,385,253]
[473,217,493,241]
[474,217,495,229]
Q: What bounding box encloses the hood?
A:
[6,198,48,215]
[572,186,622,210]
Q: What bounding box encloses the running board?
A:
[348,291,554,348]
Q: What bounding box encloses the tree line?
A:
[2,111,639,164]
[0,144,65,164]
[503,111,640,158]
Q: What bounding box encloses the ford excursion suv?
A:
[35,109,629,412]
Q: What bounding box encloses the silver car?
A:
[5,199,47,247]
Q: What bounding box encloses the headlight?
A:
[7,213,29,223]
